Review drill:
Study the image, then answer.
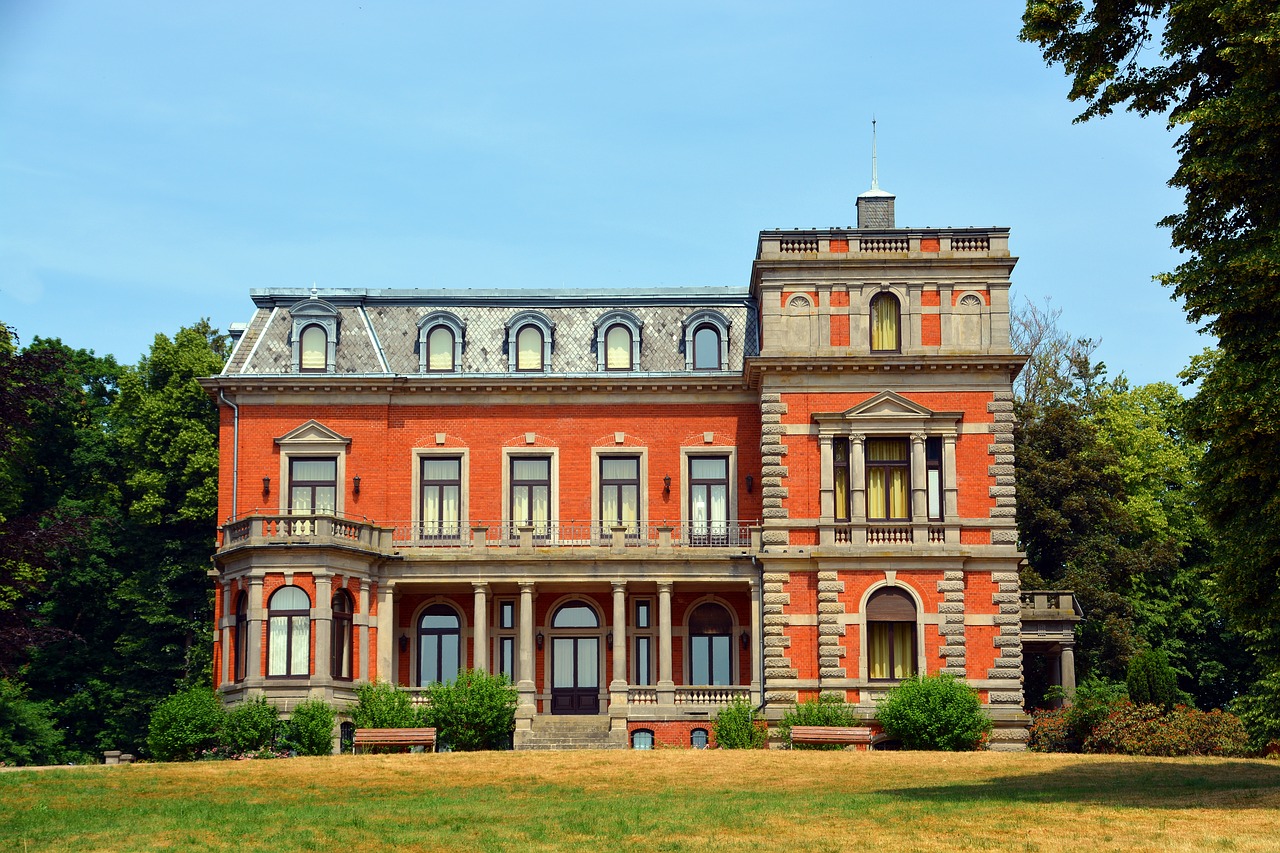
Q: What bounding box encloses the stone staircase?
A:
[516,715,627,750]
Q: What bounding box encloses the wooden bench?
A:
[352,727,437,754]
[789,725,874,749]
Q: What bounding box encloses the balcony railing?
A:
[626,686,749,707]
[829,522,954,546]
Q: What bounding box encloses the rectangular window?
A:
[634,636,652,686]
[690,635,731,686]
[866,439,909,521]
[926,437,943,521]
[289,458,337,515]
[420,456,462,540]
[510,457,551,535]
[600,456,640,533]
[499,636,515,681]
[868,622,917,680]
[634,599,650,629]
[833,438,851,521]
[689,455,729,543]
[499,600,515,630]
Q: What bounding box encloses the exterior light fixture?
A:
[262,476,271,498]
[398,634,409,653]
[745,475,754,493]
[663,475,671,495]
[606,631,613,646]
[353,475,361,496]
[740,631,750,650]
[536,631,544,650]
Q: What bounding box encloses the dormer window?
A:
[593,310,643,372]
[693,325,720,370]
[605,325,632,370]
[506,311,555,373]
[870,292,900,352]
[417,311,465,373]
[681,310,730,371]
[517,326,543,370]
[299,325,327,372]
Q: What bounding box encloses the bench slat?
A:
[789,725,873,745]
[353,727,437,752]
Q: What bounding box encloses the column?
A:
[517,582,536,714]
[818,434,835,522]
[473,583,489,673]
[377,583,394,686]
[219,582,232,685]
[358,580,371,682]
[749,578,762,706]
[657,581,675,706]
[247,576,264,680]
[850,433,867,523]
[1061,644,1077,705]
[911,432,928,542]
[314,575,333,680]
[611,581,627,689]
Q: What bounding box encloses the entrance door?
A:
[551,636,599,714]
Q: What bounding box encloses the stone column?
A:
[657,581,675,707]
[517,582,536,714]
[473,583,489,673]
[377,583,394,686]
[314,575,333,680]
[220,582,232,685]
[818,435,835,546]
[247,576,264,680]
[910,432,927,520]
[609,581,628,716]
[850,433,867,523]
[358,580,371,682]
[749,578,762,706]
[1061,644,1077,705]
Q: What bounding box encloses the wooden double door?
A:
[550,635,600,714]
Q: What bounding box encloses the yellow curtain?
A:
[866,440,909,520]
[871,295,898,351]
[834,466,849,519]
[888,469,908,519]
[893,624,916,678]
[868,623,889,679]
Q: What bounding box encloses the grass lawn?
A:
[3,750,1279,852]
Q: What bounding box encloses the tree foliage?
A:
[420,669,516,751]
[875,674,992,751]
[1022,0,1280,727]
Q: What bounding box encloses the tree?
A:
[1022,0,1280,710]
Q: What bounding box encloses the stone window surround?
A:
[680,309,731,371]
[288,298,339,374]
[274,421,351,517]
[409,596,469,688]
[681,594,743,686]
[855,579,927,682]
[500,446,560,528]
[505,311,555,372]
[417,311,466,372]
[410,447,470,536]
[589,446,649,532]
[678,445,738,530]
[593,309,644,371]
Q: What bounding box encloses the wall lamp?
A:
[536,631,545,650]
[740,631,750,651]
[398,634,409,654]
[606,631,613,646]
[745,475,754,494]
[262,476,271,498]
[663,475,671,495]
[352,475,361,496]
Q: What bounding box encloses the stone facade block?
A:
[762,573,790,584]
[761,529,789,545]
[816,580,845,593]
[938,602,966,614]
[760,402,788,415]
[763,592,790,605]
[936,580,964,593]
[762,507,789,519]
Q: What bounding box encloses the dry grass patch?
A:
[2,751,1278,851]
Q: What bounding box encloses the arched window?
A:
[418,604,460,686]
[689,602,733,686]
[331,589,354,680]
[605,325,632,370]
[693,325,721,370]
[870,293,900,352]
[866,588,918,680]
[267,585,311,677]
[631,729,655,750]
[516,326,544,371]
[300,325,328,372]
[552,602,599,628]
[233,591,248,682]
[426,326,455,371]
[690,728,709,749]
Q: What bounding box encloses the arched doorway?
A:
[550,601,600,714]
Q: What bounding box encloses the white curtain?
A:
[268,617,288,676]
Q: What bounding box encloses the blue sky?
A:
[0,1,1204,386]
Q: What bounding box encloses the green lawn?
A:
[3,750,1279,851]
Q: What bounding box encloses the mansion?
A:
[202,188,1080,750]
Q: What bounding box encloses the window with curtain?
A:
[689,456,729,542]
[267,585,311,677]
[289,458,337,515]
[605,325,632,370]
[300,324,327,371]
[420,456,461,540]
[600,456,639,534]
[692,325,721,370]
[866,439,909,521]
[233,591,248,682]
[418,604,460,686]
[926,437,944,520]
[689,602,733,685]
[426,326,454,371]
[516,326,543,370]
[866,588,918,680]
[510,457,551,535]
[633,599,653,686]
[870,293,900,352]
[331,589,353,680]
[833,438,851,521]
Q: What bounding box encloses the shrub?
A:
[221,697,280,754]
[876,674,991,751]
[1231,668,1280,754]
[0,678,66,766]
[147,686,225,761]
[712,696,767,749]
[1127,648,1179,711]
[351,681,420,729]
[778,694,858,750]
[285,699,336,756]
[1084,702,1250,757]
[1028,707,1073,753]
[420,670,516,751]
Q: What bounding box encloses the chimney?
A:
[856,118,896,229]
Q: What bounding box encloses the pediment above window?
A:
[275,420,353,448]
[813,391,962,435]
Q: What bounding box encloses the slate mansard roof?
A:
[222,287,758,377]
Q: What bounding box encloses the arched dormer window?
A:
[866,587,918,680]
[593,310,643,371]
[505,311,554,372]
[681,310,730,371]
[417,311,465,372]
[289,297,339,373]
[869,292,900,352]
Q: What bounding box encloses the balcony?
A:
[824,522,954,547]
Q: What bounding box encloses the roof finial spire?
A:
[310,282,318,299]
[871,116,880,191]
